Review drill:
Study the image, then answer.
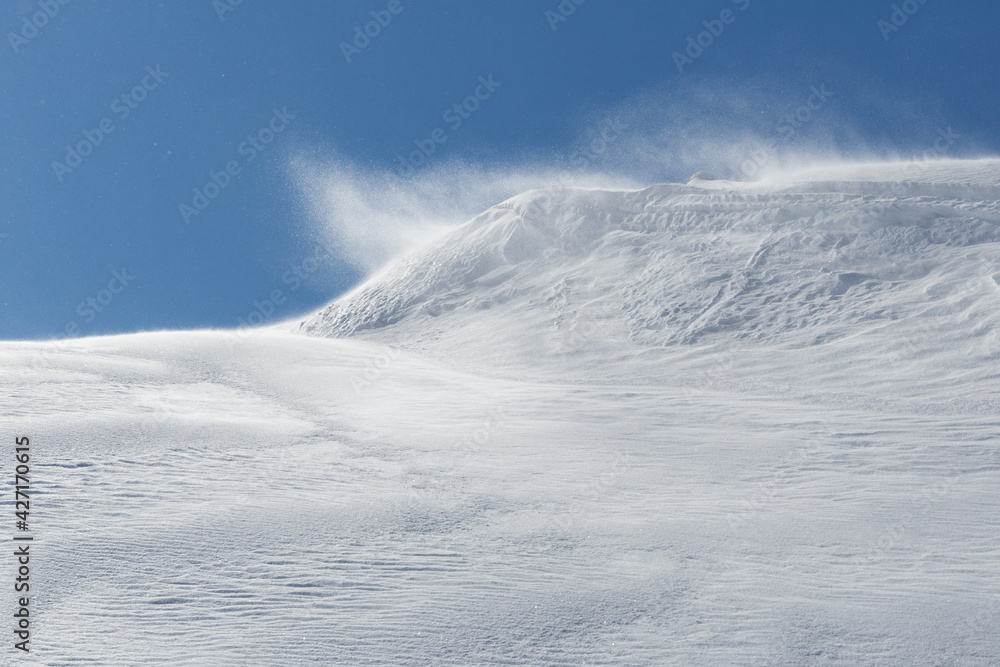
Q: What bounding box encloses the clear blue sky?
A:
[2,0,998,340]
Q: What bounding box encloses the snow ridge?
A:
[299,159,1000,378]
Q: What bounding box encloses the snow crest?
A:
[299,160,1000,374]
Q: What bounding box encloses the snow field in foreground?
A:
[2,159,999,664]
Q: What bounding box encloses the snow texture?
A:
[3,159,999,665]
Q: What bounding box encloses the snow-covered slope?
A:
[3,160,998,665]
[299,159,1000,395]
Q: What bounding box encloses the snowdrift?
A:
[5,159,999,664]
[300,159,1000,386]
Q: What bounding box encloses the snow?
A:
[3,159,999,664]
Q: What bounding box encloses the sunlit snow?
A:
[3,159,999,664]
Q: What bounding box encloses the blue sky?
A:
[2,0,998,340]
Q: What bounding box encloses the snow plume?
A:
[290,153,638,275]
[605,78,856,182]
[574,72,984,185]
[291,74,984,278]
